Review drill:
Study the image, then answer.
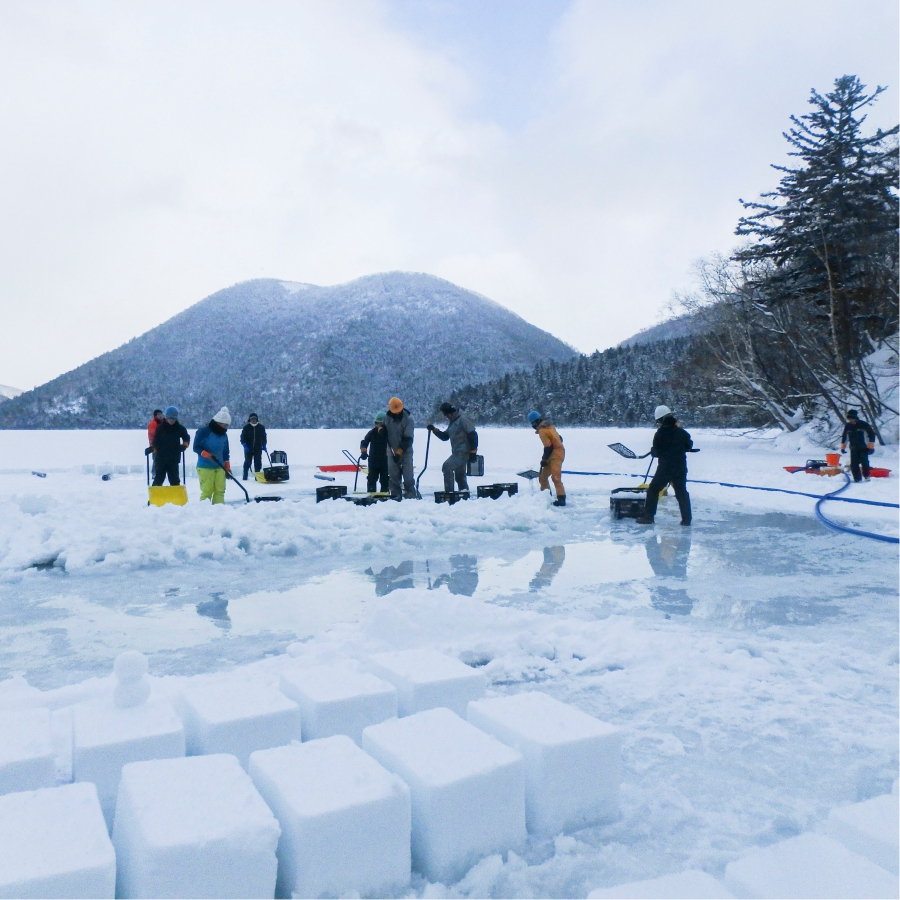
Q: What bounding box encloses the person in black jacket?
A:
[840,410,876,482]
[360,412,389,492]
[636,405,693,526]
[150,406,190,486]
[240,413,267,480]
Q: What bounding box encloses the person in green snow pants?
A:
[193,407,232,504]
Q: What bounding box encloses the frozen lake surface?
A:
[0,427,896,896]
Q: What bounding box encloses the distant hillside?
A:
[618,312,705,348]
[0,273,577,429]
[0,385,22,402]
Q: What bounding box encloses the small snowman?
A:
[113,650,151,708]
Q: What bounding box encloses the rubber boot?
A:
[678,492,692,526]
[552,495,566,507]
[635,516,654,524]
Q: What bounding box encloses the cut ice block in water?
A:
[72,697,185,829]
[724,832,897,899]
[0,707,55,796]
[361,707,525,882]
[279,661,397,744]
[368,648,486,717]
[825,792,899,875]
[176,678,301,767]
[0,782,115,899]
[113,754,280,900]
[467,691,621,835]
[249,735,410,899]
[588,869,733,898]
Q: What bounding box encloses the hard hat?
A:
[374,411,386,423]
[654,405,673,421]
[527,410,542,425]
[388,397,403,414]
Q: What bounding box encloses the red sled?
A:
[784,465,891,477]
[317,464,359,472]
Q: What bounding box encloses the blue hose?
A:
[814,474,899,544]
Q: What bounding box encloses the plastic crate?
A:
[476,483,518,499]
[316,485,347,502]
[434,490,470,505]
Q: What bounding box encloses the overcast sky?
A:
[1,0,897,390]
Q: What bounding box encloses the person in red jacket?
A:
[147,410,163,445]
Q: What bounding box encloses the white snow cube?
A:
[249,736,411,898]
[362,707,525,882]
[368,648,486,717]
[0,782,115,899]
[113,754,280,900]
[0,707,55,796]
[279,662,397,744]
[825,792,899,875]
[588,870,733,898]
[176,679,302,767]
[724,832,897,899]
[73,698,184,829]
[468,692,621,835]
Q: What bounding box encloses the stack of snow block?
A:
[468,691,621,835]
[176,679,302,767]
[0,782,115,899]
[279,662,397,744]
[369,648,487,716]
[112,754,280,899]
[249,736,411,898]
[362,707,525,882]
[73,698,185,828]
[825,792,899,875]
[0,707,56,796]
[723,832,897,899]
[588,870,732,899]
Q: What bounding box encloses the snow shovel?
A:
[415,428,431,499]
[342,449,367,492]
[209,456,282,503]
[147,451,188,507]
[608,442,652,460]
[517,469,540,494]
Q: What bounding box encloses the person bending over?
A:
[427,402,477,493]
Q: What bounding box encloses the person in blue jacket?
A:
[193,407,232,503]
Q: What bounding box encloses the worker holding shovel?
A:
[193,407,232,504]
[384,397,416,500]
[636,405,693,526]
[360,411,389,493]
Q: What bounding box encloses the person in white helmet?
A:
[635,406,693,526]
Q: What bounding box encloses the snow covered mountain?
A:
[0,385,22,402]
[0,273,576,428]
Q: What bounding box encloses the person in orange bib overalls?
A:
[528,410,566,507]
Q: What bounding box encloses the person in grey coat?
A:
[427,402,477,492]
[384,397,416,499]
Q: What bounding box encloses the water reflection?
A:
[196,592,231,629]
[530,546,566,591]
[431,555,479,596]
[645,532,693,616]
[366,561,415,596]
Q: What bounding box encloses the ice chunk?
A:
[825,792,899,875]
[0,708,55,796]
[368,648,486,716]
[467,692,621,835]
[279,662,397,744]
[113,754,280,900]
[588,870,733,898]
[724,832,897,899]
[361,707,525,882]
[0,782,115,899]
[249,735,410,898]
[72,697,185,828]
[176,679,301,767]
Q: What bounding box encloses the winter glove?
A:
[223,461,231,472]
[144,447,153,456]
[241,444,249,452]
[395,448,404,456]
[540,458,549,469]
[201,450,212,459]
[841,448,846,454]
[360,450,368,460]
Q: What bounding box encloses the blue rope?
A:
[814,474,899,544]
[561,470,898,510]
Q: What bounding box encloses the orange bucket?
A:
[826,452,840,467]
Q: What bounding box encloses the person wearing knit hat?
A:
[193,407,232,503]
[384,397,416,499]
[150,406,189,487]
[240,412,267,481]
[359,412,389,493]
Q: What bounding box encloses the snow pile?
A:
[0,707,55,796]
[113,754,280,899]
[249,736,411,898]
[825,792,899,875]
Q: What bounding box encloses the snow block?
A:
[113,754,280,900]
[279,662,397,744]
[249,736,411,898]
[361,707,525,882]
[0,782,115,899]
[368,648,486,717]
[724,832,897,899]
[0,707,55,796]
[176,679,302,767]
[825,792,899,875]
[467,692,621,835]
[72,697,184,829]
[588,870,733,899]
